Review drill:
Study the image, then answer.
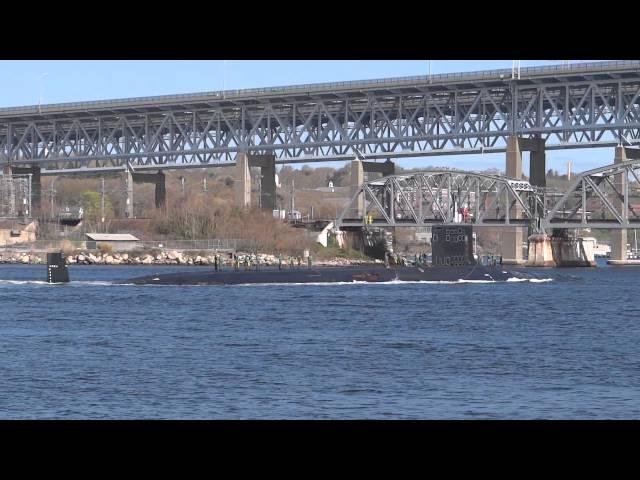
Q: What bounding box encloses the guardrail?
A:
[1,61,637,115]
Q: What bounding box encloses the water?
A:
[1,260,639,419]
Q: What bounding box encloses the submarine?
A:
[46,225,525,285]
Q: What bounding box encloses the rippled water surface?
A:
[1,261,639,419]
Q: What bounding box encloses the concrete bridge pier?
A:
[132,171,166,210]
[527,230,596,267]
[234,153,276,210]
[526,233,555,267]
[125,170,134,218]
[550,229,596,267]
[350,159,395,218]
[503,136,546,264]
[124,170,167,217]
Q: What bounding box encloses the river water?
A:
[0,260,638,419]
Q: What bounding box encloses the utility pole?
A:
[49,181,55,219]
[38,72,48,114]
[101,177,105,229]
[223,60,227,99]
[203,177,207,192]
[290,179,295,216]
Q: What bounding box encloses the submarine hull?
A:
[122,265,517,285]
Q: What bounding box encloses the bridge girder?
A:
[543,156,640,229]
[336,170,542,229]
[0,61,639,173]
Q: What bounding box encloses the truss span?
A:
[337,170,542,228]
[1,61,640,174]
[543,156,640,229]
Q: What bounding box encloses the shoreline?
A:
[0,250,379,267]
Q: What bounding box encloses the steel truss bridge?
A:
[0,61,640,175]
[336,160,640,232]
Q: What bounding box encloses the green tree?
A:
[80,190,113,221]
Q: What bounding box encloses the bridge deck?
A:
[0,61,637,122]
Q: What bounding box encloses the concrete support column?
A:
[506,136,522,178]
[503,136,524,264]
[125,170,134,218]
[530,138,546,188]
[350,159,395,219]
[250,154,276,211]
[611,146,628,261]
[234,152,251,208]
[131,171,166,210]
[30,167,41,213]
[351,160,365,218]
[155,171,166,210]
[527,233,555,267]
[233,153,276,210]
[550,230,596,267]
[502,229,524,264]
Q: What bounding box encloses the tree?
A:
[80,190,113,221]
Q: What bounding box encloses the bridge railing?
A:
[3,61,639,114]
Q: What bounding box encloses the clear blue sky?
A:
[0,60,614,174]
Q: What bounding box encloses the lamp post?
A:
[223,60,227,99]
[38,72,48,114]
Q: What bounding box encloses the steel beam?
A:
[0,62,638,174]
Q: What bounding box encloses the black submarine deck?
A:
[122,264,516,285]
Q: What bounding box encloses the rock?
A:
[121,253,129,261]
[167,250,180,260]
[20,255,29,264]
[155,255,163,261]
[141,255,154,264]
[104,255,114,265]
[77,254,86,263]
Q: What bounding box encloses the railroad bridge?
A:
[1,60,640,260]
[337,146,640,263]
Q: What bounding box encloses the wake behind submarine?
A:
[46,225,525,285]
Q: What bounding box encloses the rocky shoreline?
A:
[0,250,379,267]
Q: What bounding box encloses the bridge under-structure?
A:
[1,60,640,257]
[336,170,541,229]
[336,151,640,264]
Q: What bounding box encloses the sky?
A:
[0,60,616,174]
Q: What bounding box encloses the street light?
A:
[39,72,49,114]
[511,60,520,80]
[223,60,227,99]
